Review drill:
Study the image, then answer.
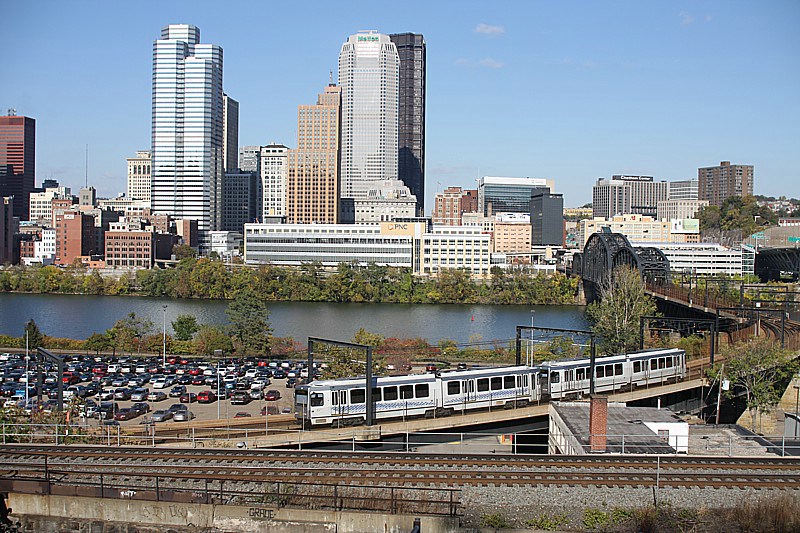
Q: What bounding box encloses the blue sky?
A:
[2,0,799,209]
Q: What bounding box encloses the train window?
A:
[350,389,365,404]
[332,392,338,405]
[447,381,461,395]
[634,361,641,373]
[597,366,605,378]
[372,388,382,402]
[400,385,414,399]
[477,378,490,392]
[666,357,673,368]
[550,372,560,384]
[615,364,623,376]
[651,359,658,370]
[504,376,515,389]
[658,358,666,369]
[310,393,324,407]
[384,386,398,401]
[490,377,502,390]
[415,384,430,398]
[524,374,529,387]
[576,368,585,380]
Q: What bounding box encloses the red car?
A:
[264,390,281,401]
[179,392,197,403]
[197,390,217,404]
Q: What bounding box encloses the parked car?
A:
[95,401,119,420]
[114,408,137,421]
[130,388,149,402]
[285,378,297,388]
[234,412,252,418]
[113,388,131,401]
[150,410,173,422]
[147,391,167,402]
[248,389,263,400]
[97,389,114,401]
[230,392,251,405]
[130,402,151,416]
[197,390,217,404]
[172,410,195,422]
[169,385,186,398]
[179,392,197,403]
[167,403,188,414]
[264,390,281,401]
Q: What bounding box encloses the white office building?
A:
[668,179,699,201]
[593,175,668,218]
[259,144,289,219]
[126,150,151,205]
[151,24,224,238]
[22,228,56,266]
[338,31,400,199]
[28,187,71,224]
[656,199,708,221]
[636,242,754,276]
[353,178,417,223]
[420,226,492,277]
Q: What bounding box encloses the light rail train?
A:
[294,347,686,427]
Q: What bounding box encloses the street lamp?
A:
[162,305,168,369]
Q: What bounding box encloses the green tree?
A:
[110,312,154,356]
[712,338,798,432]
[23,319,44,350]
[586,266,657,355]
[225,286,272,355]
[172,314,200,341]
[84,332,110,355]
[173,244,197,260]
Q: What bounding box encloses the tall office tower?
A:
[592,175,667,218]
[221,169,258,232]
[259,144,289,219]
[1,197,14,264]
[390,33,426,212]
[238,146,261,173]
[698,161,754,207]
[478,176,553,216]
[127,150,152,204]
[222,94,239,171]
[287,84,341,224]
[0,113,36,220]
[433,187,478,225]
[668,179,698,200]
[530,191,564,246]
[151,24,224,239]
[338,31,400,199]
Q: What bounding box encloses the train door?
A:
[461,379,475,411]
[337,390,348,416]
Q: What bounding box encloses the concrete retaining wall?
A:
[9,494,460,533]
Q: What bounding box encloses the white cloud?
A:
[475,23,505,36]
[479,58,504,69]
[679,11,695,26]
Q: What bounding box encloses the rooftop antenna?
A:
[85,144,88,188]
[7,109,16,116]
[329,70,333,86]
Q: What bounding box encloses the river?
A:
[0,293,589,344]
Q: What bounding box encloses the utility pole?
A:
[162,305,168,369]
[715,363,725,425]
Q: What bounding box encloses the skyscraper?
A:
[338,31,400,200]
[151,24,224,239]
[287,84,341,224]
[222,93,239,172]
[698,161,754,207]
[592,175,668,218]
[390,33,426,212]
[259,144,289,219]
[0,113,36,220]
[127,150,152,205]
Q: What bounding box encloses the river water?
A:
[0,293,588,344]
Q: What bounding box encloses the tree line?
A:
[0,259,580,305]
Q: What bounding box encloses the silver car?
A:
[150,410,173,422]
[172,410,194,422]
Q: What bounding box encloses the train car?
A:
[437,365,538,414]
[538,348,686,400]
[295,373,439,427]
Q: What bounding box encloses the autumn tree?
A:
[193,325,233,356]
[586,266,657,355]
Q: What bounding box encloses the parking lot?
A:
[0,352,307,430]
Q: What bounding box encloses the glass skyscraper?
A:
[151,24,224,238]
[390,33,426,212]
[338,31,400,200]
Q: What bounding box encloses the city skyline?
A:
[2,1,799,209]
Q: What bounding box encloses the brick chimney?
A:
[589,395,608,453]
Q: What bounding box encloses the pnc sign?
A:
[381,222,420,236]
[357,36,380,42]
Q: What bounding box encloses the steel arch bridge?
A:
[575,232,671,302]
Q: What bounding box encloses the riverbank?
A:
[0,260,580,305]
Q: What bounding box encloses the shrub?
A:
[480,512,511,529]
[525,513,569,530]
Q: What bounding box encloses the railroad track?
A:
[0,446,797,490]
